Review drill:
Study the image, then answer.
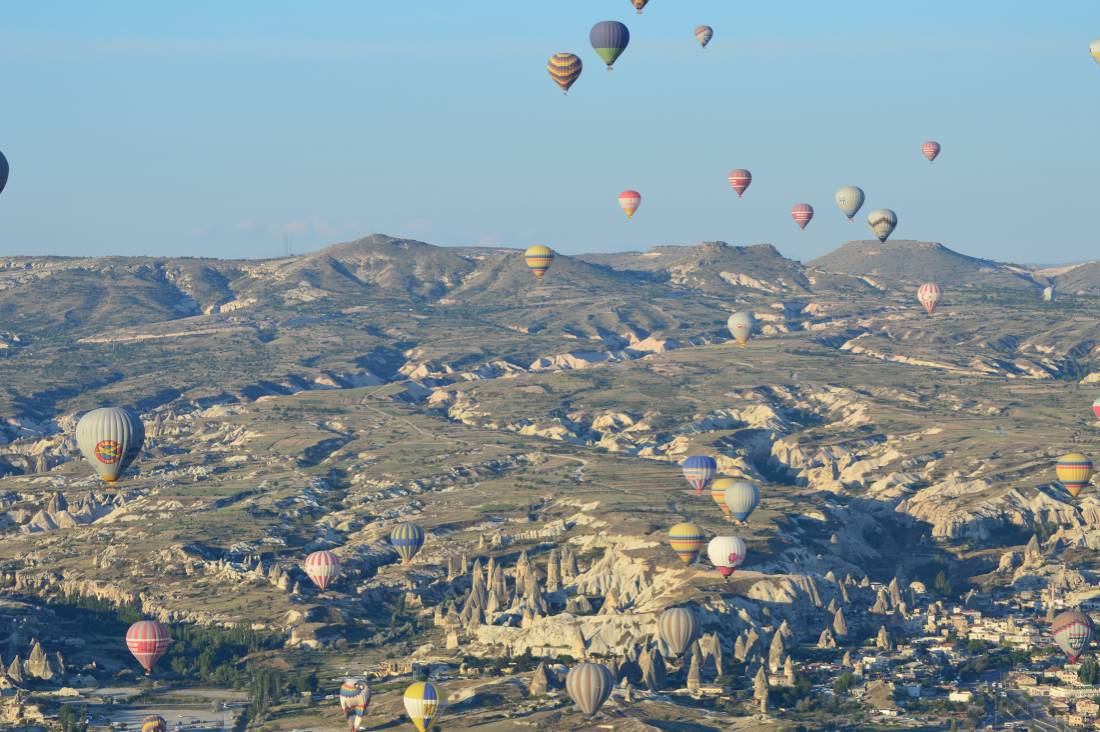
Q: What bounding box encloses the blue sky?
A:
[0,1,1097,263]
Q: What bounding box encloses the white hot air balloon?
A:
[867,208,897,243]
[75,407,145,483]
[727,311,755,347]
[707,536,747,579]
[834,186,865,221]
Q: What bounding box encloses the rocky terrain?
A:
[0,234,1099,729]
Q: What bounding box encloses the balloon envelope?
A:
[917,283,943,316]
[340,677,371,731]
[76,407,145,483]
[922,140,941,162]
[1092,397,1100,420]
[658,607,699,657]
[566,662,614,716]
[681,455,717,495]
[723,480,760,522]
[0,150,8,197]
[834,186,865,220]
[618,190,641,218]
[141,716,167,732]
[404,682,442,732]
[867,209,897,242]
[707,536,746,577]
[710,477,733,517]
[525,245,554,280]
[547,53,582,94]
[126,620,170,673]
[631,0,648,12]
[668,522,706,564]
[1057,453,1094,498]
[727,311,755,346]
[695,26,713,48]
[1092,39,1100,65]
[1053,610,1093,662]
[590,21,630,68]
[727,169,751,197]
[303,550,340,590]
[791,203,814,230]
[391,523,426,563]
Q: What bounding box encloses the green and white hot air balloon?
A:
[76,407,145,483]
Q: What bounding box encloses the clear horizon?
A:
[1,2,1097,263]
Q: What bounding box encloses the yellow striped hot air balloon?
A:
[710,477,734,518]
[1057,453,1094,498]
[524,245,554,280]
[667,522,706,564]
[547,53,582,94]
[403,681,442,732]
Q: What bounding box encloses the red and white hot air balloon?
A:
[791,203,814,230]
[126,620,171,674]
[917,283,943,315]
[618,190,641,219]
[922,140,941,162]
[727,169,751,197]
[303,550,341,591]
[1092,397,1100,420]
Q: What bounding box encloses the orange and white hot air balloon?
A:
[917,283,942,315]
[922,140,941,162]
[618,190,641,219]
[728,169,751,197]
[791,203,814,230]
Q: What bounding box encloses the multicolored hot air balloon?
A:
[631,0,648,13]
[922,140,941,163]
[707,535,746,579]
[658,607,698,657]
[141,716,167,732]
[0,150,8,197]
[728,169,752,197]
[340,677,372,732]
[917,283,943,316]
[681,455,717,496]
[126,620,170,674]
[566,662,614,716]
[667,522,706,564]
[710,477,733,518]
[525,245,554,280]
[1057,453,1094,498]
[404,681,442,732]
[1092,39,1100,65]
[618,190,641,219]
[723,480,760,522]
[391,522,426,564]
[1092,397,1100,419]
[303,550,340,591]
[695,26,713,48]
[1053,609,1093,662]
[590,21,630,70]
[547,53,583,94]
[76,407,145,483]
[727,311,755,346]
[867,208,897,243]
[791,203,814,230]
[834,186,865,221]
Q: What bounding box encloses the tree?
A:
[1080,658,1100,686]
[833,672,856,695]
[934,570,953,597]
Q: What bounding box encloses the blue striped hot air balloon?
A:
[681,455,717,496]
[404,681,442,732]
[590,21,630,69]
[390,523,425,564]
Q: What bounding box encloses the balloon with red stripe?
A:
[1092,397,1100,420]
[126,620,171,674]
[917,283,943,316]
[922,140,941,162]
[303,550,341,590]
[727,169,751,197]
[618,190,641,219]
[791,203,814,230]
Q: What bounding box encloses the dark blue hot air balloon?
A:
[0,151,8,197]
[681,455,717,496]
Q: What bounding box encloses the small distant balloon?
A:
[76,407,145,483]
[303,550,340,591]
[524,245,554,280]
[707,535,746,578]
[667,522,706,564]
[917,283,943,316]
[590,21,630,69]
[695,26,713,48]
[1056,453,1094,498]
[728,169,752,197]
[631,0,648,13]
[547,53,583,94]
[1092,397,1100,420]
[1052,609,1093,662]
[727,311,755,346]
[867,209,897,242]
[141,716,168,732]
[791,203,814,230]
[340,678,372,732]
[722,480,760,522]
[566,663,614,716]
[404,682,443,732]
[391,522,426,563]
[618,190,641,219]
[922,140,941,162]
[1092,39,1100,65]
[658,607,698,657]
[681,455,717,495]
[0,150,8,197]
[834,186,865,221]
[126,620,170,674]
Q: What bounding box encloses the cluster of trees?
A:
[1079,658,1100,685]
[244,667,320,727]
[57,704,89,732]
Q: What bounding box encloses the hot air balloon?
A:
[547,53,582,94]
[681,455,717,496]
[922,141,941,163]
[631,0,648,13]
[141,716,167,732]
[1092,397,1100,419]
[707,535,746,578]
[1057,453,1094,498]
[126,620,170,674]
[566,662,614,716]
[1053,609,1093,662]
[727,311,755,347]
[791,204,814,230]
[0,150,8,197]
[391,522,426,564]
[917,283,943,316]
[658,607,699,657]
[404,681,442,732]
[303,550,340,591]
[618,190,641,219]
[695,26,713,48]
[1092,39,1100,65]
[340,677,372,732]
[590,21,630,70]
[723,480,760,522]
[728,169,752,197]
[525,245,554,280]
[76,407,145,483]
[668,522,706,564]
[834,186,864,221]
[710,478,733,518]
[867,209,897,243]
